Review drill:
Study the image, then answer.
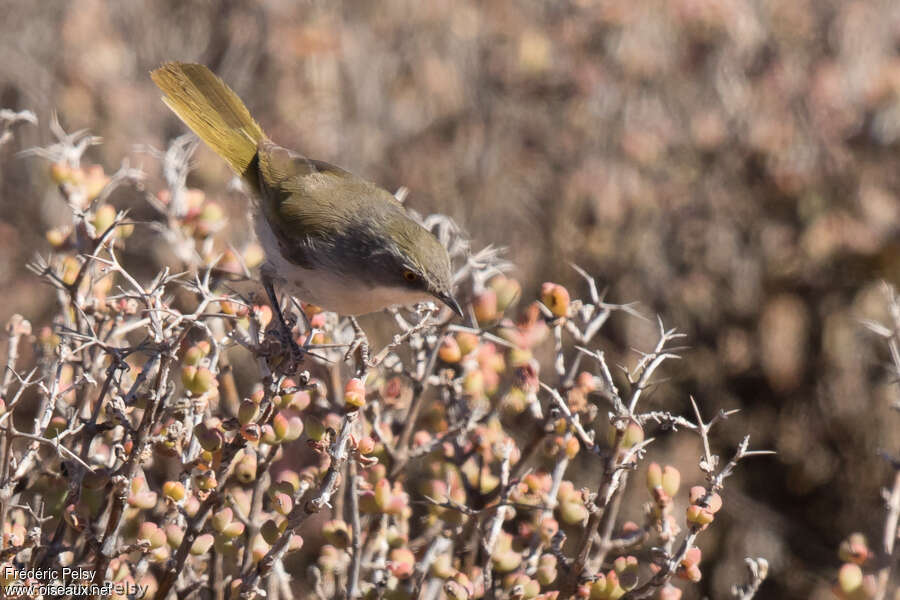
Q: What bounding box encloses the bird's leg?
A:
[289,297,316,350]
[262,277,304,365]
[344,316,370,373]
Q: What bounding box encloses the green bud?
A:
[162,481,186,502]
[646,462,663,492]
[661,466,680,498]
[238,400,259,425]
[491,550,521,574]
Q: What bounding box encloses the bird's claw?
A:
[262,279,307,373]
[344,316,370,372]
[263,320,305,374]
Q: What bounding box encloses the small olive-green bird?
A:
[150,62,462,324]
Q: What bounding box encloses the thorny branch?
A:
[0,114,778,600]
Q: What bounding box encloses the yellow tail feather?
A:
[150,62,265,178]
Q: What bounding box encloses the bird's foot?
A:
[284,334,306,370]
[263,321,304,374]
[262,278,307,372]
[343,316,370,372]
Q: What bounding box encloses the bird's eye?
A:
[403,270,419,283]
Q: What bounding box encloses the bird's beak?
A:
[435,291,464,318]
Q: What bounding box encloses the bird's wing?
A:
[252,140,402,268]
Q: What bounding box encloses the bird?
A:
[150,62,462,349]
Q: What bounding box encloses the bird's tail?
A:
[150,62,265,179]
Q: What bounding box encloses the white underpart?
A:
[254,212,432,315]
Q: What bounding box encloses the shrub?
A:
[0,112,774,599]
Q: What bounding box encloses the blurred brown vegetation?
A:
[2,0,900,597]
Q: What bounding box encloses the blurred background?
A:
[2,0,900,597]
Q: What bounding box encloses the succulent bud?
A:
[211,508,233,533]
[613,556,639,590]
[195,423,224,452]
[473,290,499,324]
[261,519,284,544]
[183,343,208,366]
[83,165,109,201]
[137,522,166,549]
[305,416,326,441]
[91,204,117,235]
[688,487,721,514]
[128,490,158,510]
[389,548,416,579]
[180,364,197,389]
[608,576,626,599]
[838,563,863,594]
[439,336,463,363]
[280,410,305,442]
[238,400,259,425]
[165,524,184,548]
[220,521,245,539]
[457,332,480,356]
[463,370,485,397]
[681,547,701,568]
[162,481,186,502]
[184,496,201,518]
[839,533,871,565]
[589,574,607,600]
[565,436,581,460]
[194,470,217,491]
[662,466,681,498]
[344,378,366,409]
[357,436,376,455]
[190,534,214,556]
[195,201,225,237]
[250,534,270,562]
[680,564,701,583]
[45,416,68,438]
[559,501,589,525]
[540,283,570,318]
[686,505,714,528]
[503,573,540,598]
[271,491,293,516]
[622,422,644,448]
[280,380,310,411]
[49,162,73,184]
[536,554,558,586]
[235,451,257,483]
[687,486,703,502]
[646,462,663,492]
[182,366,217,395]
[492,550,522,574]
[445,579,470,600]
[490,275,522,312]
[272,412,290,440]
[287,534,304,553]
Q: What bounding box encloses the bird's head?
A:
[376,216,462,317]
